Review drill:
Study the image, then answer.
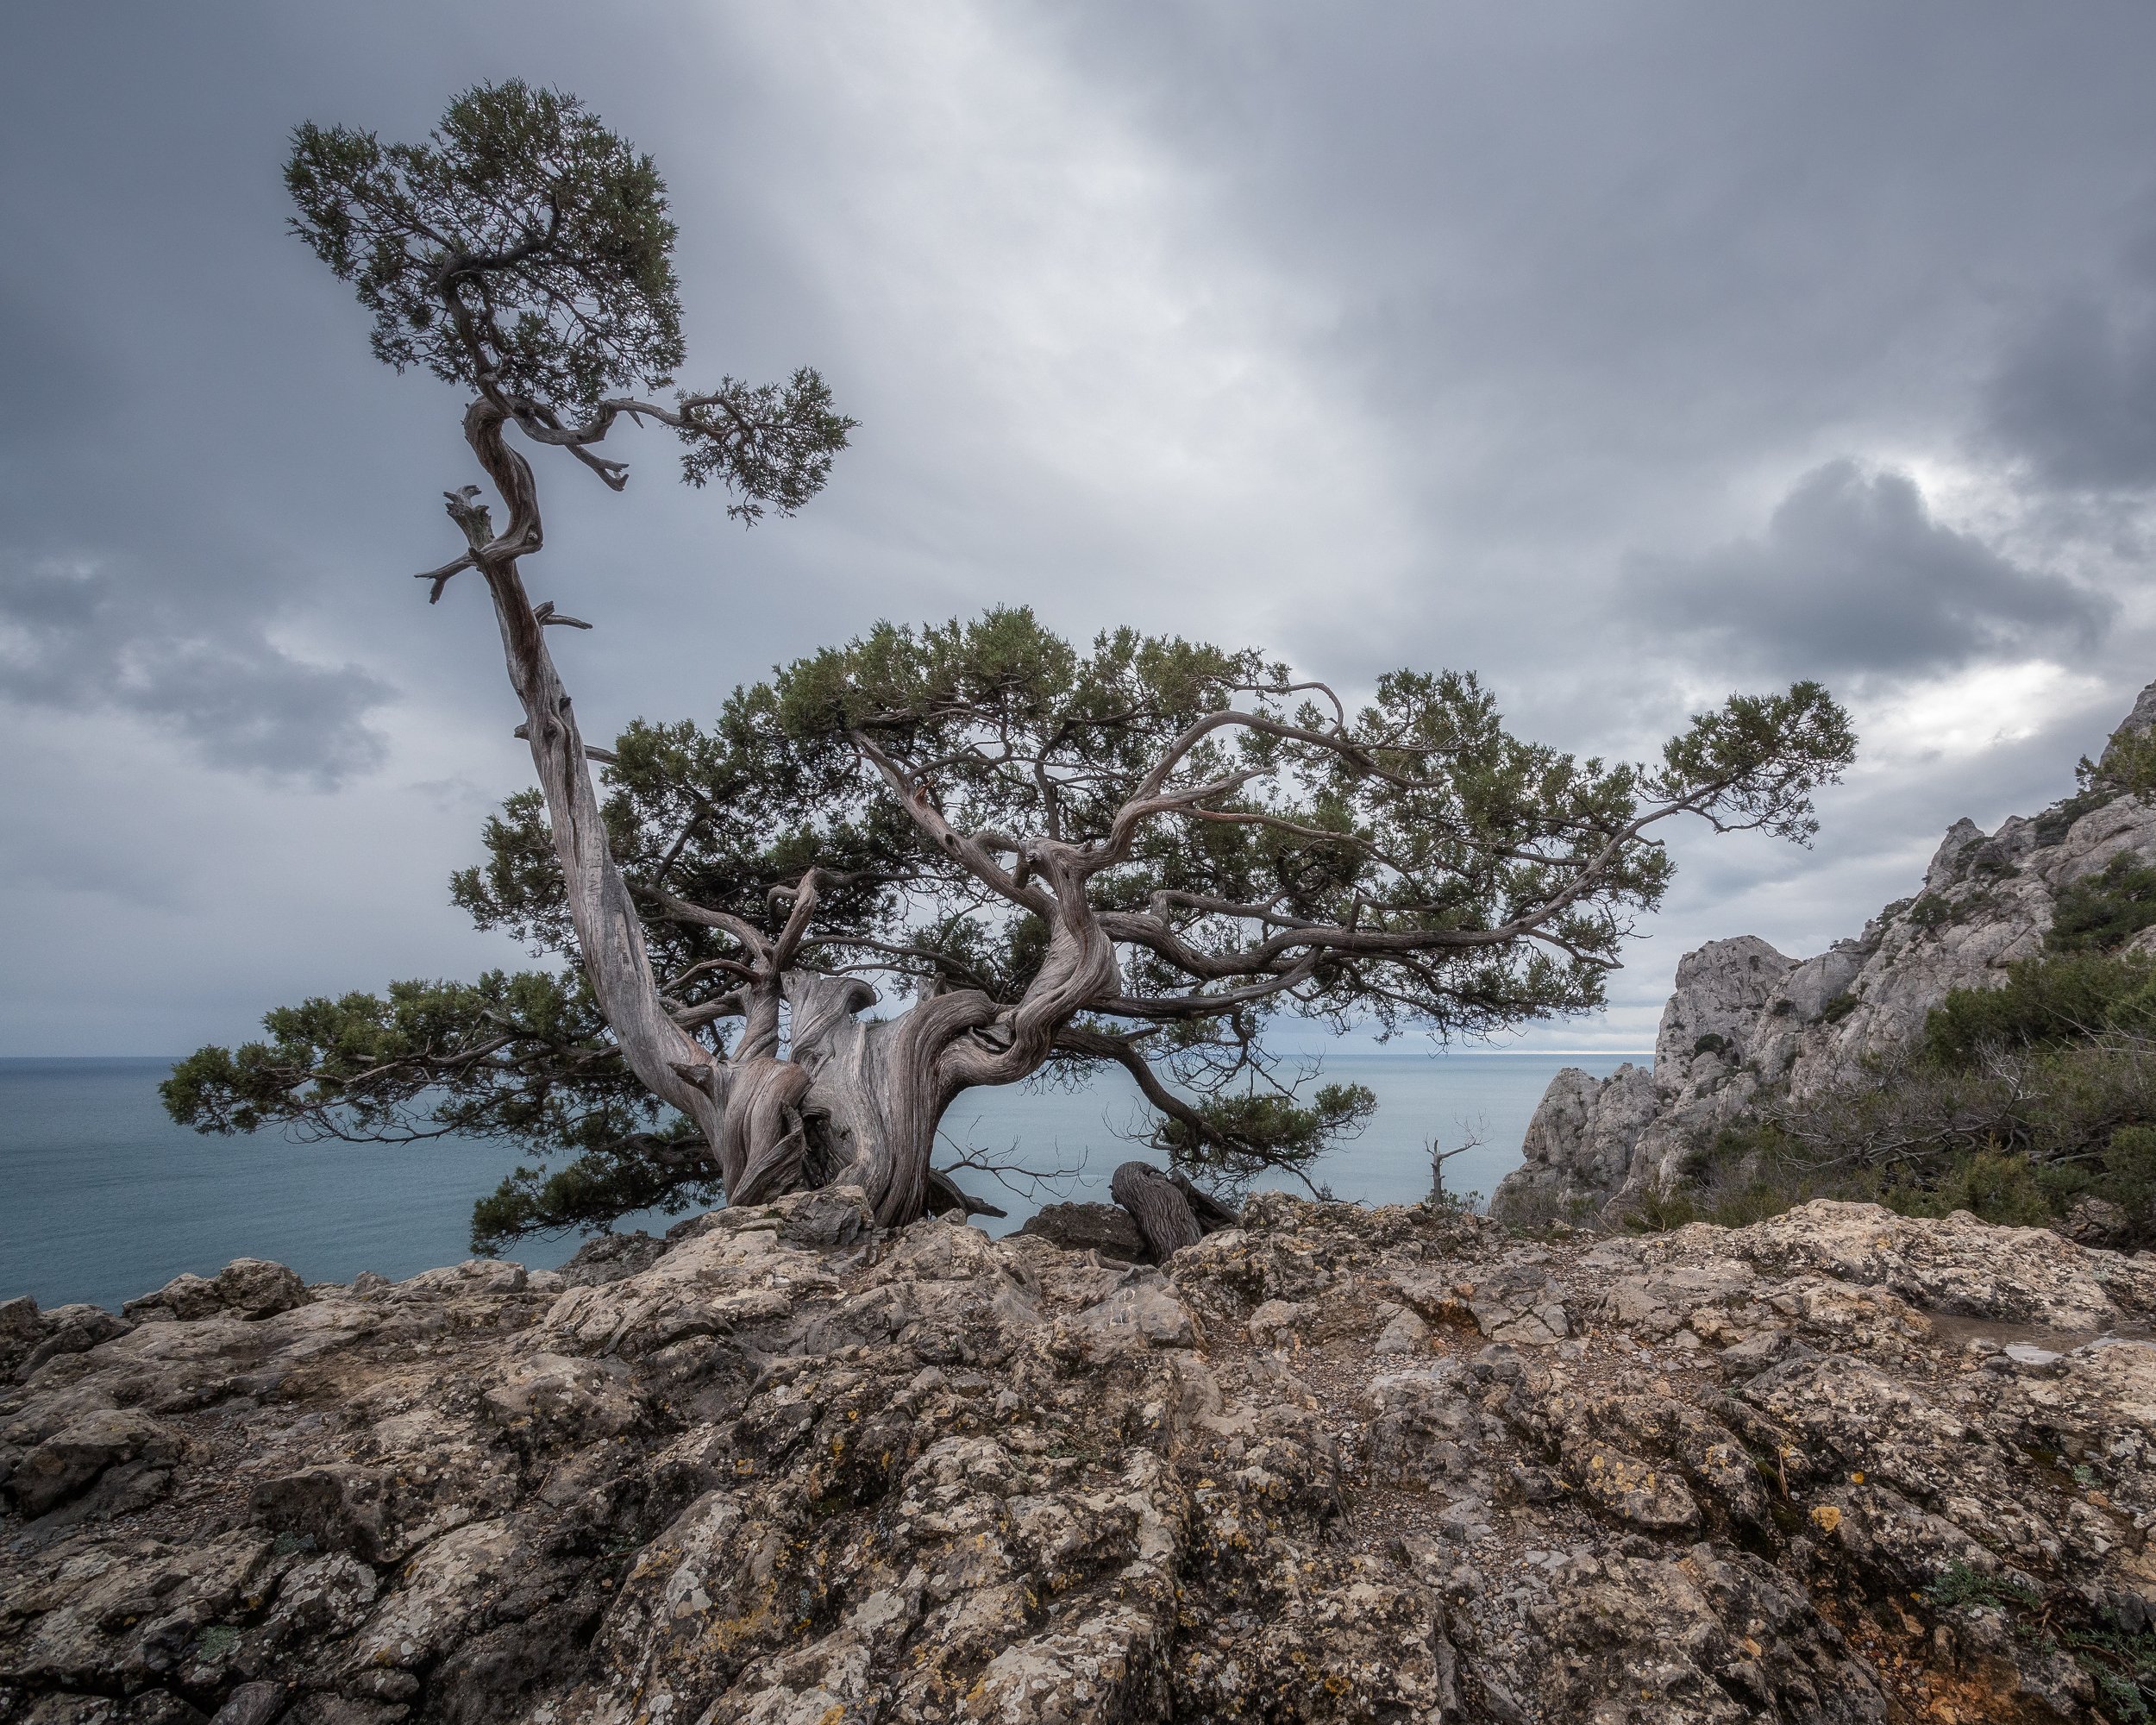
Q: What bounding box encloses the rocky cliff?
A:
[1493,682,2156,1226]
[5,1189,2156,1723]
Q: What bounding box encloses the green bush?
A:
[1906,894,1954,930]
[1619,1187,1702,1232]
[2103,1125,2156,1227]
[1923,951,2156,1066]
[1880,1148,2053,1227]
[2034,786,2115,847]
[1620,957,2156,1248]
[1926,1562,2040,1613]
[2083,726,2156,800]
[2048,853,2156,953]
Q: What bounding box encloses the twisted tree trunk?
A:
[452,407,1155,1230]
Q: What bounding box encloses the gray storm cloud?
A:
[0,280,392,787]
[1626,461,2116,677]
[5,2,2156,1054]
[1983,238,2156,492]
[0,558,390,786]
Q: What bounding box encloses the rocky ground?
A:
[4,1192,2155,1723]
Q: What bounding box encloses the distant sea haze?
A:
[0,1050,1642,1311]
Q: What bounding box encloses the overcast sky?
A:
[5,3,2156,1059]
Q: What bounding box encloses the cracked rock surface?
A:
[4,1192,2154,1722]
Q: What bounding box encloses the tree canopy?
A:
[164,81,1855,1252]
[171,608,1853,1246]
[286,79,851,518]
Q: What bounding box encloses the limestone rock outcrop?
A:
[1495,680,2156,1225]
[7,1193,2155,1722]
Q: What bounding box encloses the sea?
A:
[0,1048,1643,1312]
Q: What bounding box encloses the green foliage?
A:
[1151,1082,1377,1195]
[2036,786,2116,848]
[163,971,714,1252]
[453,605,1852,1051]
[1924,950,2156,1064]
[2079,722,2156,800]
[1623,953,2156,1248]
[2103,1125,2156,1224]
[1619,1187,1703,1232]
[470,1137,713,1255]
[1905,893,1953,930]
[164,971,623,1137]
[1921,1565,2156,1721]
[1647,681,1855,846]
[1882,1149,2053,1227]
[288,81,682,411]
[748,608,1853,1043]
[2063,1622,2156,1723]
[287,80,852,520]
[2047,852,2156,953]
[192,1627,241,1664]
[1925,1562,2040,1613]
[669,368,854,514]
[1916,1565,2156,1721]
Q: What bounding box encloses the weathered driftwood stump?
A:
[1108,1162,1240,1263]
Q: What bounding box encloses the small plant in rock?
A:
[1926,1564,2156,1721]
[1925,1563,2041,1614]
[2061,1622,2156,1723]
[1906,894,1955,931]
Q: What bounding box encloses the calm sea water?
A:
[0,1049,1639,1311]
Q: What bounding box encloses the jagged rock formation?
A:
[6,1190,2155,1722]
[1495,681,2156,1225]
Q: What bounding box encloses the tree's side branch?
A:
[1090,952,1323,1022]
[1054,1026,1218,1149]
[850,731,1058,919]
[636,886,768,960]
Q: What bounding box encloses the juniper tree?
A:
[165,82,1858,1249]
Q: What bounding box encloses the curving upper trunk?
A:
[456,404,724,1145]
